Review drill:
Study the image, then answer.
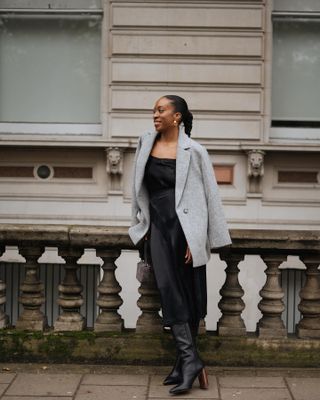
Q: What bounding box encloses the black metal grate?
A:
[0,262,100,328]
[281,269,305,334]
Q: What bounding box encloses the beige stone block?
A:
[112,4,263,29]
[257,327,287,339]
[111,60,262,85]
[110,114,262,140]
[111,88,261,113]
[296,327,320,339]
[112,33,262,57]
[186,117,262,140]
[15,319,46,331]
[0,147,107,199]
[263,153,320,204]
[93,321,123,332]
[54,319,85,332]
[218,326,247,336]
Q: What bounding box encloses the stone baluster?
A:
[16,246,47,331]
[54,248,85,331]
[136,269,162,333]
[94,249,124,332]
[257,254,287,338]
[0,246,8,328]
[296,256,320,339]
[217,253,246,336]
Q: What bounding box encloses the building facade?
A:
[0,0,319,331]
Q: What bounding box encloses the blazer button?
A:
[183,208,188,214]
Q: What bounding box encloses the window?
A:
[0,0,102,135]
[271,0,320,140]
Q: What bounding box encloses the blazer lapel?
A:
[135,131,158,198]
[175,126,191,207]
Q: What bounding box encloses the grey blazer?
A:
[128,125,231,267]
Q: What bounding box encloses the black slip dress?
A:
[144,154,207,328]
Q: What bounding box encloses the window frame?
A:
[269,1,320,142]
[0,0,104,142]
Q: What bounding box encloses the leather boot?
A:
[169,323,204,395]
[189,321,208,390]
[163,321,198,385]
[162,352,182,385]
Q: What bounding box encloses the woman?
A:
[129,95,231,395]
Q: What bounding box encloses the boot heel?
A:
[198,368,208,390]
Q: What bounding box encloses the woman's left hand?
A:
[185,246,192,264]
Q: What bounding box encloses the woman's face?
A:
[153,97,180,133]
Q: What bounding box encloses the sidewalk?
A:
[0,364,319,400]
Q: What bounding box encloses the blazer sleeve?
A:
[130,136,142,227]
[200,147,232,248]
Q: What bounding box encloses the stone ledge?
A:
[0,224,319,254]
[2,362,320,378]
[1,330,320,368]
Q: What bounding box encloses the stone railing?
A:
[0,224,319,340]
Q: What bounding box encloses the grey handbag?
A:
[136,239,153,283]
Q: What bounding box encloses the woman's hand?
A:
[185,246,192,264]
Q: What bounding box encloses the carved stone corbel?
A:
[247,150,265,194]
[105,147,123,192]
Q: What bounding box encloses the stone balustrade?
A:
[0,224,319,340]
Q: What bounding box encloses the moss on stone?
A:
[0,329,320,367]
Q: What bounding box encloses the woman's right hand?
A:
[185,246,193,264]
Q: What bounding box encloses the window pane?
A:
[272,18,320,123]
[273,0,320,12]
[0,17,101,123]
[0,0,102,9]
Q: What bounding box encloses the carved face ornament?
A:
[108,149,121,166]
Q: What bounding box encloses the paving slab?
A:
[219,376,286,388]
[220,388,292,400]
[150,374,167,386]
[149,375,219,399]
[0,374,15,384]
[1,364,320,400]
[75,385,147,400]
[82,373,148,386]
[2,397,72,400]
[0,385,9,397]
[286,378,320,400]
[216,368,257,377]
[5,373,81,396]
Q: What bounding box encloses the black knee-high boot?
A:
[163,351,182,385]
[169,323,205,395]
[163,321,199,386]
[189,321,209,390]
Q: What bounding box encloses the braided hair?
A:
[163,95,193,137]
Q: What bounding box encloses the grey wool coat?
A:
[128,125,232,267]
